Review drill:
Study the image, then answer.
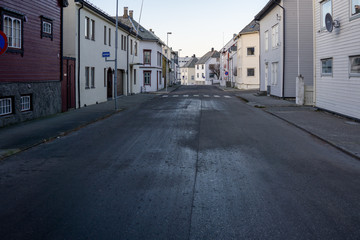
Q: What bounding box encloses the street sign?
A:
[0,31,8,56]
[102,52,110,58]
[225,71,229,76]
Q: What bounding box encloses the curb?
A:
[265,110,360,161]
[0,110,121,161]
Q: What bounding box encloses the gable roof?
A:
[75,0,135,35]
[254,0,281,21]
[240,20,260,34]
[118,16,162,43]
[183,57,198,68]
[196,51,220,65]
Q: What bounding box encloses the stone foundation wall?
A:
[0,81,61,127]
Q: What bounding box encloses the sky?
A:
[88,0,269,58]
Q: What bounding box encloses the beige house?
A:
[236,20,260,89]
[181,57,198,85]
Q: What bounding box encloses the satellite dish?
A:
[325,13,333,32]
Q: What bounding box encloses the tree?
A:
[209,64,220,79]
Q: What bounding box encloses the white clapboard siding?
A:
[315,0,360,119]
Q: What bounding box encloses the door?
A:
[117,69,124,96]
[107,68,113,98]
[61,57,76,112]
[265,63,269,89]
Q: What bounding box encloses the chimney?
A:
[149,29,154,34]
[193,54,196,58]
[123,7,128,18]
[129,10,133,19]
[211,48,214,52]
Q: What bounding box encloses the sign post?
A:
[0,31,8,56]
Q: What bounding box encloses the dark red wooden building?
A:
[0,0,71,127]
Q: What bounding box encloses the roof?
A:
[75,0,135,36]
[196,51,220,65]
[183,57,198,68]
[254,0,281,21]
[118,16,162,43]
[240,20,260,34]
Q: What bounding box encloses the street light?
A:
[166,32,172,92]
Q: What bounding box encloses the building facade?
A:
[181,57,198,85]
[314,0,360,119]
[236,20,260,90]
[0,0,68,127]
[195,49,220,85]
[255,0,314,98]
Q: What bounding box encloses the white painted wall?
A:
[314,0,360,119]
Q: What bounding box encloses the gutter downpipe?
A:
[77,3,84,109]
[127,32,130,96]
[312,0,316,106]
[273,0,286,98]
[60,5,64,102]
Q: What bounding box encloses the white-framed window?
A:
[321,58,333,75]
[191,76,194,80]
[247,47,255,56]
[271,62,278,85]
[144,50,151,64]
[3,15,22,49]
[247,68,255,77]
[0,98,12,116]
[43,22,51,34]
[134,69,137,85]
[20,95,31,112]
[265,30,269,51]
[85,67,90,89]
[351,0,360,16]
[135,41,138,56]
[197,73,199,78]
[91,67,95,88]
[109,28,111,46]
[85,17,95,40]
[85,17,89,39]
[104,26,107,45]
[321,0,332,29]
[271,24,279,48]
[90,19,95,40]
[202,65,204,70]
[144,71,151,85]
[350,55,360,76]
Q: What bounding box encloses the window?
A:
[104,68,107,87]
[144,50,151,64]
[144,71,151,85]
[350,55,360,75]
[210,73,214,78]
[247,47,255,56]
[91,67,95,88]
[247,68,255,77]
[135,41,138,56]
[197,65,199,70]
[90,19,95,40]
[85,17,89,39]
[3,15,22,49]
[272,24,279,48]
[104,26,107,45]
[0,98,12,116]
[202,65,204,70]
[134,69,137,85]
[271,62,278,85]
[157,52,162,67]
[321,0,332,29]
[321,58,333,75]
[41,16,53,40]
[352,0,360,16]
[109,28,111,46]
[130,39,133,55]
[191,76,194,80]
[20,95,31,112]
[122,36,126,51]
[265,31,269,51]
[197,73,199,78]
[85,67,90,89]
[202,73,205,78]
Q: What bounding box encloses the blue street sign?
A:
[102,52,110,58]
[225,71,229,76]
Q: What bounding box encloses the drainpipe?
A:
[77,3,84,108]
[312,0,316,106]
[273,0,286,98]
[60,5,64,90]
[127,33,130,96]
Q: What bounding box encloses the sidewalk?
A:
[234,89,360,160]
[0,86,178,160]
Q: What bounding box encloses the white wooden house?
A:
[255,0,314,98]
[314,0,360,119]
[195,49,220,85]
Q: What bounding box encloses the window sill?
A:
[350,73,360,78]
[321,74,333,77]
[350,13,360,21]
[85,87,90,89]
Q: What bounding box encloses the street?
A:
[0,85,359,239]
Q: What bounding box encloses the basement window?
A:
[0,97,12,116]
[20,95,31,112]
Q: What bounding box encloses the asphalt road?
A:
[0,85,359,239]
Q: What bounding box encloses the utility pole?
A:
[166,32,172,92]
[114,0,119,110]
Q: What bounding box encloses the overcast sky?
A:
[88,0,269,58]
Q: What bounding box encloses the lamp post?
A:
[178,49,182,83]
[114,0,119,110]
[166,32,172,92]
